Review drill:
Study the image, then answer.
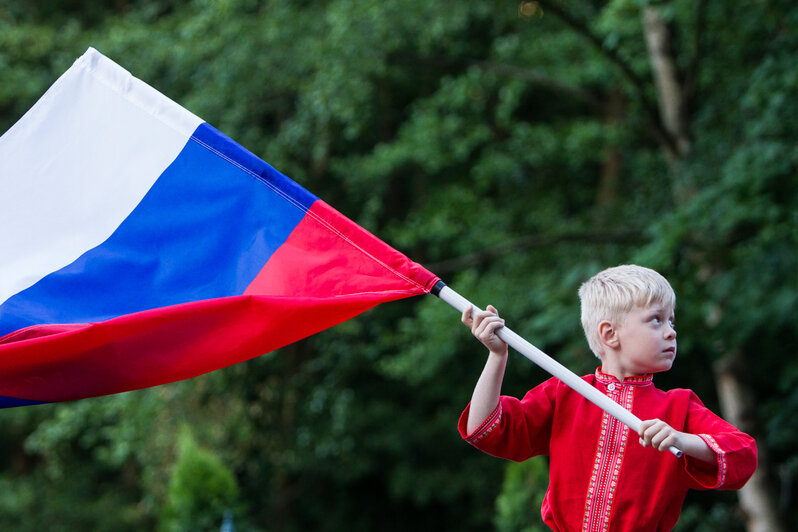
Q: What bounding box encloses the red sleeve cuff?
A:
[684,434,726,489]
[458,402,503,444]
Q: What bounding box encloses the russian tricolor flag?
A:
[0,48,438,407]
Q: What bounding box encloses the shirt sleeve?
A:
[457,377,559,462]
[682,391,758,490]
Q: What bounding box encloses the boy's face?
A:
[610,304,677,377]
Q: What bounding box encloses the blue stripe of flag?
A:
[0,123,317,337]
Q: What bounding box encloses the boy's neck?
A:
[599,361,651,382]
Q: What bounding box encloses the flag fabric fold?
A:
[0,47,438,407]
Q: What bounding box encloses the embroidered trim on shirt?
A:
[698,434,727,488]
[594,368,653,387]
[582,382,635,532]
[467,402,502,444]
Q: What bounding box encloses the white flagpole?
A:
[432,281,683,458]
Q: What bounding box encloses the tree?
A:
[161,425,241,532]
[1,0,796,530]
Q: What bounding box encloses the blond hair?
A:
[578,265,675,358]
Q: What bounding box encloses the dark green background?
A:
[1,1,796,530]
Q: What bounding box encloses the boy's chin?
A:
[650,360,674,373]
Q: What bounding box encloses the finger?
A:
[485,304,499,316]
[639,427,657,447]
[475,316,503,337]
[638,419,661,438]
[470,311,490,333]
[657,436,675,452]
[659,433,681,452]
[640,421,669,449]
[469,308,487,325]
[461,305,473,325]
[482,319,505,338]
[487,318,505,331]
[651,430,670,449]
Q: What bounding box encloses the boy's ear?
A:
[598,320,620,349]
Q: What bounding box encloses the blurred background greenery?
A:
[1,0,796,530]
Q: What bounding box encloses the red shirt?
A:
[458,369,757,532]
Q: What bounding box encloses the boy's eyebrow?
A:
[643,304,674,315]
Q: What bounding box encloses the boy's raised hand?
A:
[462,305,508,356]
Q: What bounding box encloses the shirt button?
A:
[607,383,616,391]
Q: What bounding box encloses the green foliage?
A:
[495,457,549,532]
[1,0,797,530]
[161,425,241,532]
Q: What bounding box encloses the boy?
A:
[459,265,756,531]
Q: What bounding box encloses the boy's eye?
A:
[650,315,675,328]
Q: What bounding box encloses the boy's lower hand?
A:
[462,305,508,356]
[638,419,684,453]
[639,419,717,462]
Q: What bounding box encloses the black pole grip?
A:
[430,280,447,297]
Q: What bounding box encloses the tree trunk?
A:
[714,353,786,532]
[641,6,691,157]
[595,90,624,219]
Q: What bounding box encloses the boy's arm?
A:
[638,419,716,463]
[462,305,508,435]
[640,398,758,491]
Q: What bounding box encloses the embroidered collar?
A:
[594,367,653,387]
